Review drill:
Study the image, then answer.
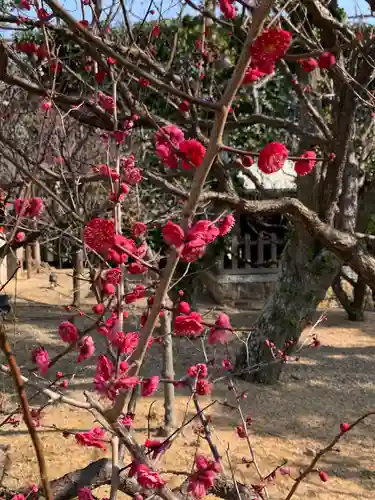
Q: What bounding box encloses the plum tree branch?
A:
[201,192,375,291]
[42,0,222,112]
[284,410,375,499]
[0,323,53,500]
[0,458,261,500]
[103,0,276,424]
[0,364,92,409]
[221,115,327,145]
[279,60,332,141]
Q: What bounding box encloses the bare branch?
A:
[0,323,53,500]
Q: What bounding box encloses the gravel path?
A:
[0,270,374,499]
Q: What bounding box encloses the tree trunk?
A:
[234,64,342,384]
[32,239,41,273]
[158,305,176,435]
[332,152,366,320]
[25,245,33,279]
[235,231,341,384]
[145,245,176,433]
[238,148,362,383]
[0,457,261,500]
[352,277,368,320]
[235,55,360,381]
[72,249,83,308]
[233,59,343,384]
[332,272,367,321]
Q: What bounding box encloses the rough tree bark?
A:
[235,45,361,383]
[234,152,361,383]
[235,231,340,383]
[332,153,370,321]
[332,272,367,321]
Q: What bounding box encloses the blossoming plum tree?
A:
[1,1,375,499]
[3,0,375,381]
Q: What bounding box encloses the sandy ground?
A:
[0,268,375,500]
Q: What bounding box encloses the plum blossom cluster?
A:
[174,311,205,337]
[97,312,143,350]
[33,312,151,378]
[93,351,159,401]
[14,38,61,76]
[264,336,298,363]
[144,438,171,460]
[75,427,107,450]
[15,39,49,60]
[10,486,39,500]
[155,125,206,170]
[243,28,335,85]
[187,363,212,396]
[208,312,233,344]
[236,415,253,438]
[244,28,292,83]
[77,335,95,363]
[77,488,94,500]
[294,151,317,176]
[162,213,235,263]
[98,91,114,113]
[171,310,236,397]
[92,153,142,205]
[14,197,44,218]
[129,462,165,489]
[94,353,136,400]
[31,347,50,375]
[257,142,317,176]
[32,322,95,374]
[37,7,50,20]
[124,284,147,304]
[298,52,336,73]
[104,118,137,145]
[187,455,221,498]
[219,0,236,19]
[121,153,143,185]
[83,218,147,273]
[174,307,233,345]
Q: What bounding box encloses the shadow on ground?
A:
[1,273,375,498]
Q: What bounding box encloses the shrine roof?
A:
[238,160,297,192]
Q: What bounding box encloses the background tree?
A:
[0,2,375,500]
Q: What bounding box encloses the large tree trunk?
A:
[234,230,340,384]
[235,151,360,383]
[234,49,362,383]
[332,272,367,321]
[235,152,360,383]
[332,152,367,321]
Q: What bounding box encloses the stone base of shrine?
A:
[203,269,375,312]
[203,270,279,309]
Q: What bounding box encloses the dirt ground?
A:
[1,268,375,500]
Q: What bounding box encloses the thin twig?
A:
[284,410,375,499]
